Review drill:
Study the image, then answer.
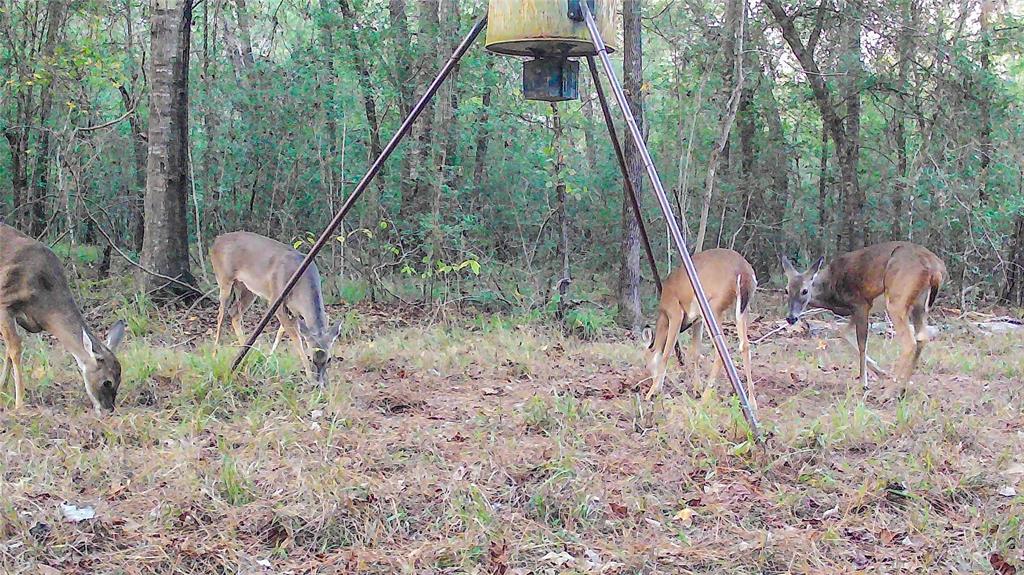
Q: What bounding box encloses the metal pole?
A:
[580,2,760,436]
[586,56,684,366]
[230,15,488,374]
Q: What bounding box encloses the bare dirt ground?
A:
[1,296,1022,574]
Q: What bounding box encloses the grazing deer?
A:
[0,224,127,413]
[643,248,757,406]
[780,241,945,391]
[210,231,342,385]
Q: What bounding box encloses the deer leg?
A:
[277,310,313,381]
[889,302,917,385]
[0,356,10,390]
[908,300,929,377]
[839,320,887,378]
[852,308,871,391]
[270,326,286,354]
[736,307,756,411]
[213,282,233,346]
[690,320,705,396]
[0,312,25,410]
[647,309,684,401]
[230,289,257,346]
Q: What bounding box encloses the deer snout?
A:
[786,315,798,326]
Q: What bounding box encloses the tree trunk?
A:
[389,0,414,204]
[819,120,828,253]
[141,0,196,296]
[232,0,255,68]
[337,0,386,237]
[977,0,994,204]
[402,0,439,220]
[764,0,861,253]
[580,76,598,173]
[119,86,148,252]
[28,0,66,238]
[551,104,571,321]
[694,0,745,251]
[839,0,864,250]
[617,0,643,330]
[439,0,462,191]
[472,58,495,202]
[3,126,29,230]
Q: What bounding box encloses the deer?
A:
[210,231,342,386]
[780,241,946,393]
[0,224,127,413]
[643,248,757,407]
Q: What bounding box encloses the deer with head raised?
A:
[0,224,127,413]
[210,231,342,386]
[643,248,757,407]
[781,241,946,392]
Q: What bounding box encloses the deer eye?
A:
[102,380,114,389]
[801,288,808,296]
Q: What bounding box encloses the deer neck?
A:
[808,268,854,317]
[42,298,96,371]
[290,279,328,334]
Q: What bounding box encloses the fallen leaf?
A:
[482,387,503,396]
[1004,463,1024,477]
[998,485,1018,497]
[539,551,574,567]
[60,502,95,522]
[990,552,1017,575]
[488,540,509,575]
[673,507,694,527]
[609,502,628,518]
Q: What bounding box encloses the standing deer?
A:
[210,231,342,385]
[0,224,127,412]
[643,248,757,406]
[780,241,945,391]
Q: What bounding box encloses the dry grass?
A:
[1,298,1023,574]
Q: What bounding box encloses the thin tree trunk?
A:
[119,85,148,252]
[581,76,598,173]
[617,0,643,330]
[402,0,440,219]
[978,0,995,204]
[551,104,571,321]
[389,0,414,204]
[840,0,864,250]
[764,0,859,251]
[232,0,254,68]
[28,0,66,238]
[819,120,828,253]
[141,0,196,296]
[472,58,495,201]
[695,0,745,251]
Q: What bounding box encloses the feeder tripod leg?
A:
[230,15,489,373]
[585,56,683,367]
[580,2,760,437]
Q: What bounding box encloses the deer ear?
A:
[82,329,98,361]
[329,322,343,344]
[641,327,653,347]
[296,317,309,336]
[810,256,825,276]
[780,255,796,277]
[106,320,127,351]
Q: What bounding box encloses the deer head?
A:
[78,320,127,413]
[780,255,824,325]
[296,318,343,386]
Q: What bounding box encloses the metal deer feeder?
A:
[485,0,617,101]
[231,1,762,437]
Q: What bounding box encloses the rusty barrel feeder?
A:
[485,0,619,101]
